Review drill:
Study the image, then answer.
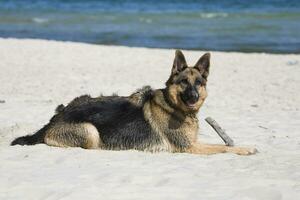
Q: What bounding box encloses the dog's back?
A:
[11,86,168,151]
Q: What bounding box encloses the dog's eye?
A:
[180,79,188,85]
[195,79,202,86]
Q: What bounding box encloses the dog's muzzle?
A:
[181,87,199,107]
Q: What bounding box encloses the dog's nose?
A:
[189,90,199,101]
[188,90,199,102]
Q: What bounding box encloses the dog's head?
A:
[165,50,210,113]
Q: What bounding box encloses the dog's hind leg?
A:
[44,123,101,149]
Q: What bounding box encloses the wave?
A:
[32,17,49,24]
[139,17,153,24]
[198,13,228,19]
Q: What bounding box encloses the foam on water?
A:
[32,18,49,24]
[199,13,228,18]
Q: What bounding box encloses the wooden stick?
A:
[205,117,234,146]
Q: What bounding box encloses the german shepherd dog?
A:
[11,50,257,155]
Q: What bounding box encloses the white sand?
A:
[0,38,299,200]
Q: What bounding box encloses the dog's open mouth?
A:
[181,95,198,109]
[185,100,198,108]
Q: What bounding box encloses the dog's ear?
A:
[194,53,210,79]
[172,50,187,75]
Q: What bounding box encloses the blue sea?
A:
[0,0,299,53]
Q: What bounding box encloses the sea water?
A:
[0,0,299,53]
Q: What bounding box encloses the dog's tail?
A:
[11,124,49,146]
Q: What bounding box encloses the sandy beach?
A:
[0,38,299,199]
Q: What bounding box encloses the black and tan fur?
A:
[11,50,257,155]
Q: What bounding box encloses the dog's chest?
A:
[145,101,199,151]
[176,117,199,142]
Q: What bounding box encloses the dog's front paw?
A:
[237,147,258,155]
[227,147,258,155]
